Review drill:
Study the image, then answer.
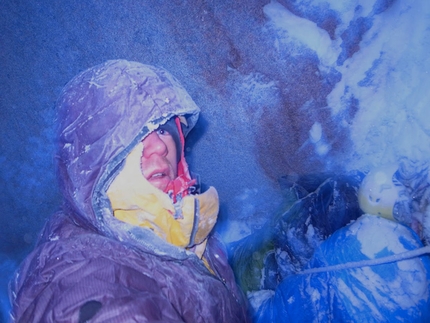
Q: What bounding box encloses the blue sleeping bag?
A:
[255,215,430,322]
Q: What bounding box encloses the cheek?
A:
[139,154,147,176]
[162,138,178,166]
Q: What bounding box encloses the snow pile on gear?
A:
[231,161,430,322]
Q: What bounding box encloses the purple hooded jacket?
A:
[10,60,250,323]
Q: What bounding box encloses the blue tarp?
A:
[255,215,430,323]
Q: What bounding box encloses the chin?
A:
[148,178,171,191]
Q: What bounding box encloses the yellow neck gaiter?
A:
[106,142,219,258]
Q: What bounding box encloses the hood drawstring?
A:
[164,117,196,218]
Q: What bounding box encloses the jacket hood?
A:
[57,60,200,256]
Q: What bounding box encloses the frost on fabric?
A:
[353,215,421,258]
[252,215,430,322]
[350,216,429,305]
[308,215,430,321]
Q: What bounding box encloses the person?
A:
[9,60,250,323]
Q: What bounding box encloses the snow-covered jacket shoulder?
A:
[11,212,249,322]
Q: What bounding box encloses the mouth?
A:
[146,168,172,190]
[149,172,168,179]
[147,166,170,179]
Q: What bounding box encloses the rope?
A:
[298,245,430,275]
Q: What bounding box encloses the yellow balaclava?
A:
[106,136,219,258]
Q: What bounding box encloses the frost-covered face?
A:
[141,129,178,191]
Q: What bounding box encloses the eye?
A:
[157,128,171,136]
[157,128,167,135]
